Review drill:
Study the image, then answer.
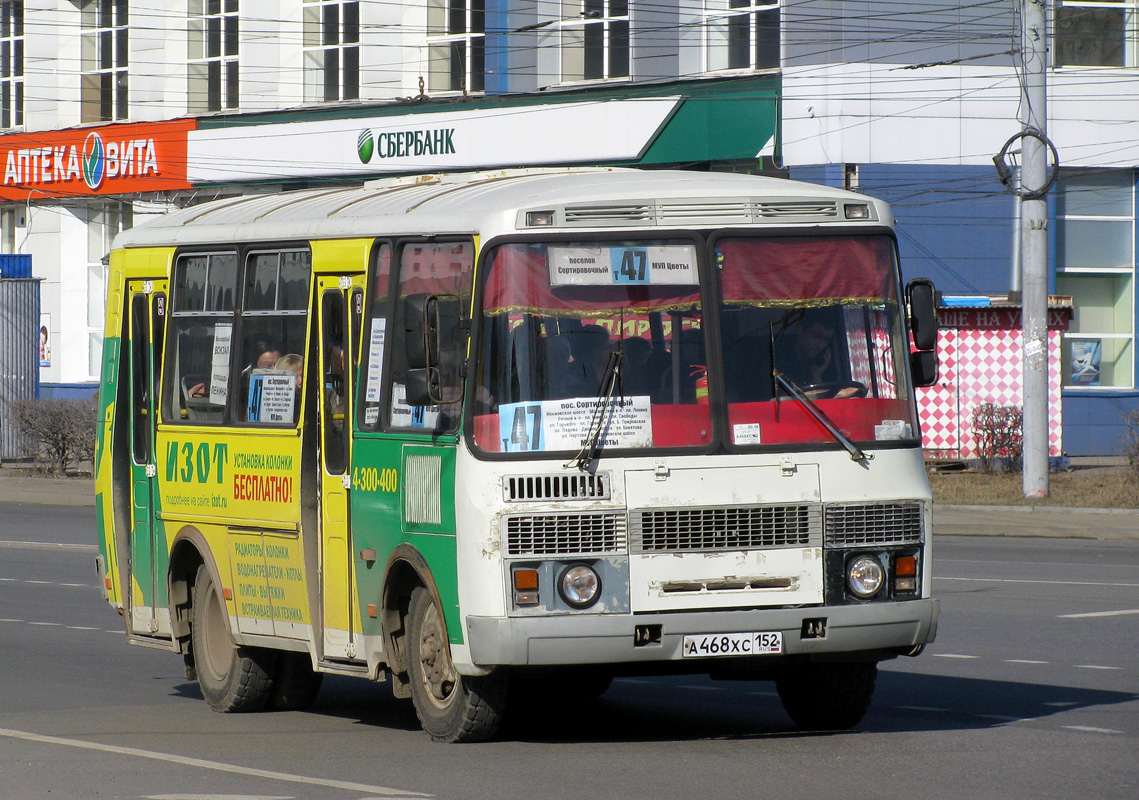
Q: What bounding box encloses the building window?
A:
[427,0,484,94]
[87,203,132,378]
[81,0,128,123]
[561,0,629,82]
[189,0,239,113]
[1,1,23,129]
[1054,0,1139,67]
[1056,172,1136,389]
[304,0,359,102]
[706,0,779,72]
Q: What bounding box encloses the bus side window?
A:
[385,240,474,433]
[240,250,310,426]
[359,241,392,431]
[164,251,238,423]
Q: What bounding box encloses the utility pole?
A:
[1020,0,1049,498]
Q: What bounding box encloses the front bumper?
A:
[466,598,939,667]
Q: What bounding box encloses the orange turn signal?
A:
[895,556,917,576]
[513,569,539,591]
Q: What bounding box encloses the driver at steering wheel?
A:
[786,312,864,399]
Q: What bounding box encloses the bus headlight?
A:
[558,564,601,609]
[847,555,885,599]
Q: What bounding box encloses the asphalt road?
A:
[0,504,1136,800]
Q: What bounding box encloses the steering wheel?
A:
[800,380,867,399]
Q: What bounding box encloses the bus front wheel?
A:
[406,586,507,743]
[191,564,276,712]
[775,661,877,730]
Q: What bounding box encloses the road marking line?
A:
[66,626,101,631]
[1063,725,1123,734]
[1059,609,1139,618]
[1076,665,1122,671]
[27,622,61,626]
[0,727,433,798]
[0,618,23,623]
[0,540,98,552]
[26,580,52,584]
[59,583,92,588]
[1004,659,1049,664]
[937,577,1139,588]
[932,653,980,659]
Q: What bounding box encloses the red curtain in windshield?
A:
[718,236,896,304]
[482,245,701,316]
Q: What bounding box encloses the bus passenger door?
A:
[316,277,362,659]
[126,280,167,637]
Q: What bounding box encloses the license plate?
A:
[681,631,783,658]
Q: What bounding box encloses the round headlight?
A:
[847,555,885,599]
[558,564,601,609]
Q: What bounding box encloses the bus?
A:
[95,167,941,743]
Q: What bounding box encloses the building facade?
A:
[2,1,1137,455]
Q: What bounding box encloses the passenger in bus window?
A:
[250,341,283,371]
[276,354,304,398]
[783,313,864,399]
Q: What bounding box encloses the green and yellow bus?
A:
[95,167,941,742]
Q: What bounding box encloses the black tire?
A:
[190,564,276,712]
[269,651,324,711]
[775,661,877,731]
[406,586,507,743]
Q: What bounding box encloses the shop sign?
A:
[187,99,681,183]
[0,119,194,200]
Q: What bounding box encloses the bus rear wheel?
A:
[406,586,507,743]
[775,661,877,731]
[191,564,276,712]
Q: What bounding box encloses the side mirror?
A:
[405,367,441,406]
[906,278,939,352]
[404,293,462,370]
[910,349,939,387]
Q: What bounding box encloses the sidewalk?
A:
[0,475,1136,541]
[0,475,95,507]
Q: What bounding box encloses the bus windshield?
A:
[470,234,917,455]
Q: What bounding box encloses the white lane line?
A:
[932,653,980,659]
[937,577,1139,588]
[26,580,52,584]
[0,727,433,799]
[0,540,98,552]
[1076,665,1123,671]
[1059,609,1139,619]
[1004,659,1050,664]
[0,618,23,622]
[66,626,101,631]
[1063,725,1123,735]
[27,622,60,627]
[149,795,293,800]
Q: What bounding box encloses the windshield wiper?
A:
[769,321,871,464]
[565,349,623,472]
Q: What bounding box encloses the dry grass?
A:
[928,465,1139,508]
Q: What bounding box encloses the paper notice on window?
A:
[255,373,298,426]
[209,323,233,405]
[390,383,440,429]
[498,396,653,452]
[733,423,762,445]
[365,317,386,402]
[548,245,698,287]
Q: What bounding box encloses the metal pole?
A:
[1020,0,1049,497]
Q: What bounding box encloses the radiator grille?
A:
[630,505,821,554]
[504,512,627,556]
[503,473,611,502]
[824,502,924,547]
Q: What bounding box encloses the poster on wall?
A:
[38,312,50,367]
[1070,339,1101,386]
